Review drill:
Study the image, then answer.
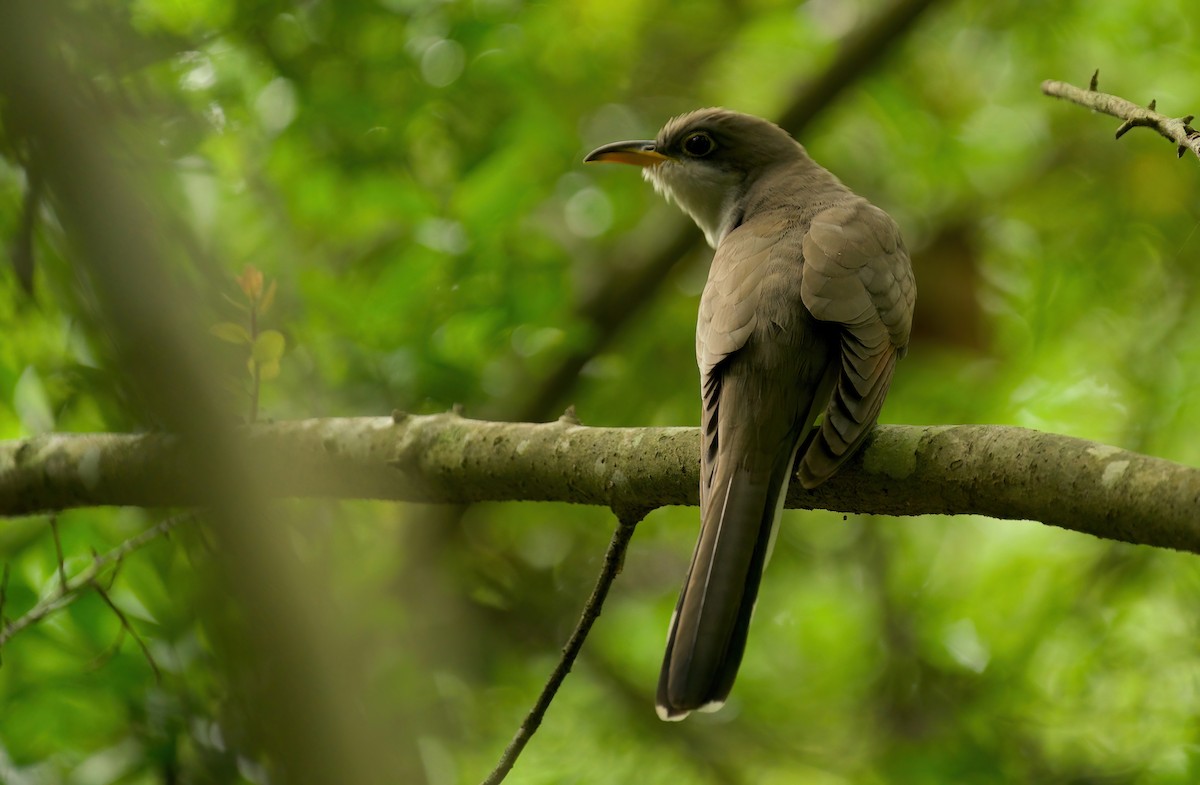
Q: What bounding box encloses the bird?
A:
[584,108,915,720]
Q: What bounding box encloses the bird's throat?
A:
[643,162,746,249]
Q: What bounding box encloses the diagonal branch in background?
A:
[0,5,399,782]
[3,415,1198,554]
[513,0,944,422]
[1042,71,1200,161]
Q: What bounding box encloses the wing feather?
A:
[799,200,915,487]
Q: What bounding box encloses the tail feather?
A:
[656,440,798,720]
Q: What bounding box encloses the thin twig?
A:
[50,515,68,594]
[93,579,162,683]
[0,512,195,649]
[479,509,645,785]
[1042,72,1200,161]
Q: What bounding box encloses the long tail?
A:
[655,439,799,720]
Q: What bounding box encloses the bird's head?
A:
[585,108,804,246]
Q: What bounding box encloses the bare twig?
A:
[92,579,162,683]
[50,515,68,594]
[480,509,644,785]
[0,512,194,649]
[1042,72,1200,161]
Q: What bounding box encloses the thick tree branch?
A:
[3,415,1197,553]
[1042,72,1200,160]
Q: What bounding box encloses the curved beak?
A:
[584,140,669,167]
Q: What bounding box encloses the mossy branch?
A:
[2,414,1197,553]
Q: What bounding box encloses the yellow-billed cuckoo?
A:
[585,108,915,720]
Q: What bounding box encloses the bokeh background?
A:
[2,0,1200,783]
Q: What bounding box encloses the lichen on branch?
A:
[2,414,1198,554]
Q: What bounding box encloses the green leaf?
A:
[210,322,251,344]
[252,330,286,364]
[258,359,281,381]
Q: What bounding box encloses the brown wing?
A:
[696,218,787,373]
[798,199,915,487]
[694,217,788,507]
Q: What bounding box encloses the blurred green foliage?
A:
[2,0,1200,783]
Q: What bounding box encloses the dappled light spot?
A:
[255,77,298,135]
[416,218,470,255]
[564,186,613,238]
[420,38,465,87]
[943,618,991,673]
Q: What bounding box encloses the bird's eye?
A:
[682,132,716,157]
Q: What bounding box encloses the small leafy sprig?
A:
[210,265,285,423]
